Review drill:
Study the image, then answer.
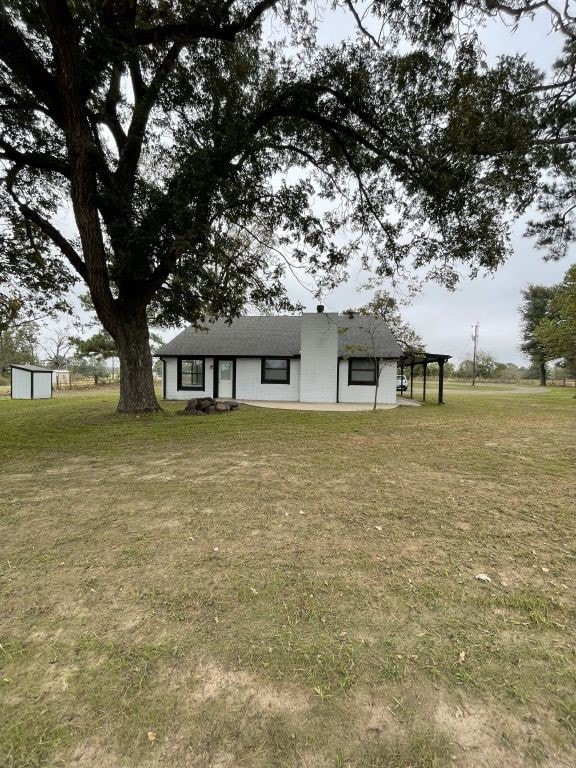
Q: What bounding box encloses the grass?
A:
[0,384,574,767]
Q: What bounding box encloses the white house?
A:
[157,308,403,405]
[10,364,54,399]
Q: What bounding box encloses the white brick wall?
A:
[163,357,214,400]
[162,357,300,401]
[235,358,300,401]
[338,360,397,404]
[299,313,339,402]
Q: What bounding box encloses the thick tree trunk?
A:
[539,361,547,387]
[114,308,161,414]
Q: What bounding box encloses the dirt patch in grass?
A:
[190,660,312,713]
[432,696,568,768]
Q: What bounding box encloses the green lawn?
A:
[0,387,575,768]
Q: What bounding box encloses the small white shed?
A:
[10,364,54,399]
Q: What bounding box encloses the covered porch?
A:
[398,352,452,405]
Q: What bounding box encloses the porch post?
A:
[438,359,444,405]
[400,362,405,398]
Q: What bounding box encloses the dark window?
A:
[178,358,205,390]
[261,357,290,384]
[348,358,377,385]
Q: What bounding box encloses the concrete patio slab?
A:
[237,400,402,412]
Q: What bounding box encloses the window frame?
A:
[261,357,291,385]
[177,357,206,391]
[348,357,377,386]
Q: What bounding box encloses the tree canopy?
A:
[534,264,576,370]
[0,300,39,376]
[353,290,425,353]
[519,284,558,385]
[0,0,565,411]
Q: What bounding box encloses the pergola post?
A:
[422,361,427,402]
[410,363,414,399]
[438,359,444,405]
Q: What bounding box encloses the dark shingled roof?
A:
[10,363,54,372]
[157,315,403,358]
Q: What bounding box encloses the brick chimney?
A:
[299,311,338,402]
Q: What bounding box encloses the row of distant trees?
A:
[411,356,564,383]
[0,292,166,385]
[0,322,115,385]
[0,293,119,384]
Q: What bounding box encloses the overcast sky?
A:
[283,8,575,367]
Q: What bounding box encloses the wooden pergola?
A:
[398,352,452,405]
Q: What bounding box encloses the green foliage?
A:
[354,290,424,352]
[0,3,545,323]
[534,264,576,367]
[72,331,117,360]
[455,351,498,379]
[519,284,558,367]
[0,298,39,374]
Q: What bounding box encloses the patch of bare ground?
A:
[67,741,127,768]
[354,691,406,737]
[352,685,572,768]
[188,660,312,714]
[433,696,572,768]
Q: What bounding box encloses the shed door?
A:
[218,360,233,398]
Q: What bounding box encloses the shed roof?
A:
[157,315,403,359]
[10,364,54,372]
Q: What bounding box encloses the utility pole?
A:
[471,322,479,386]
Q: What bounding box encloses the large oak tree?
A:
[0,1,548,412]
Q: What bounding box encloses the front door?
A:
[217,359,233,398]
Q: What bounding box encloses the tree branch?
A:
[0,141,71,178]
[116,42,183,195]
[534,133,576,144]
[0,9,63,126]
[5,167,87,281]
[39,0,116,326]
[118,0,280,45]
[96,63,127,154]
[343,0,381,47]
[485,0,576,39]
